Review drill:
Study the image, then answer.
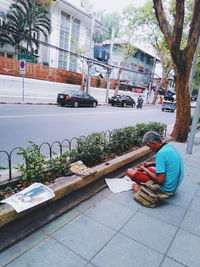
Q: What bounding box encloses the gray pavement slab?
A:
[120,212,177,254]
[1,139,200,267]
[180,209,200,236]
[84,197,136,231]
[161,257,186,267]
[0,229,47,266]
[52,214,115,261]
[140,202,186,227]
[167,229,200,267]
[91,232,163,267]
[7,236,87,267]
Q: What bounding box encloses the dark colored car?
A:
[108,95,136,107]
[191,95,197,101]
[57,91,98,108]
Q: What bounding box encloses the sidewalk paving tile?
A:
[140,202,186,227]
[106,190,142,210]
[0,229,48,266]
[167,229,200,267]
[120,212,177,254]
[180,210,200,236]
[188,196,200,213]
[74,191,109,213]
[184,158,200,168]
[91,232,163,267]
[52,214,115,260]
[163,190,194,208]
[178,180,199,195]
[196,186,200,197]
[41,209,81,235]
[84,198,136,231]
[161,257,186,267]
[6,236,87,267]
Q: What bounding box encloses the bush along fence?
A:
[0,122,166,186]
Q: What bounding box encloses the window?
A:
[140,52,144,61]
[58,12,70,70]
[69,18,80,72]
[7,53,13,58]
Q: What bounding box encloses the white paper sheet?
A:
[1,182,55,213]
[105,176,135,193]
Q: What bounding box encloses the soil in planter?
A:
[0,170,64,199]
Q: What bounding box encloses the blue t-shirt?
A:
[156,143,184,193]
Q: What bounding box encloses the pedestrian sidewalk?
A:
[0,135,200,267]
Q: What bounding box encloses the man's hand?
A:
[140,166,165,184]
[139,162,156,168]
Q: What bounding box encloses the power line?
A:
[0,26,152,77]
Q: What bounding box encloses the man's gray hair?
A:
[142,131,163,145]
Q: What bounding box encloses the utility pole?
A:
[189,38,200,94]
[186,37,200,154]
[86,60,93,93]
[108,27,115,65]
[86,13,95,93]
[105,67,112,103]
[147,57,157,103]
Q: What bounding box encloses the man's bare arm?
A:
[139,166,165,184]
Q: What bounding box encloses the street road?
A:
[0,104,175,167]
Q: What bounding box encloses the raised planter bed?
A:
[0,136,174,252]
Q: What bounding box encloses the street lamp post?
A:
[86,60,93,94]
[105,67,112,103]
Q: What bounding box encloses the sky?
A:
[91,0,148,14]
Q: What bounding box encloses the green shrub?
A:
[47,152,72,176]
[16,122,167,184]
[17,142,46,183]
[147,122,167,136]
[68,132,106,166]
[107,126,141,154]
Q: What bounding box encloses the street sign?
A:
[20,60,26,75]
[18,53,35,63]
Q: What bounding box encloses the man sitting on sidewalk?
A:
[126,131,184,197]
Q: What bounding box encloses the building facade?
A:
[0,0,106,72]
[94,41,157,92]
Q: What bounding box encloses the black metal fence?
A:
[0,130,113,181]
[0,126,167,182]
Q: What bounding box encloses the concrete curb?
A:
[0,146,151,227]
[0,137,173,228]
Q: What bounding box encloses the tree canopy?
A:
[0,0,51,57]
[93,11,121,43]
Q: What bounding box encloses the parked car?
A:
[108,95,135,107]
[162,96,176,112]
[191,95,197,101]
[57,91,98,107]
[191,95,197,108]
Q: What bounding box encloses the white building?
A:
[0,0,106,72]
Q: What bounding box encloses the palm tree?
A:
[0,0,51,57]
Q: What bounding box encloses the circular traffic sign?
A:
[20,61,25,68]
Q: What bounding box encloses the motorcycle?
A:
[136,101,143,109]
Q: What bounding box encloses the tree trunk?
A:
[171,72,191,142]
[151,76,168,104]
[115,62,124,96]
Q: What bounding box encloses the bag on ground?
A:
[134,180,161,208]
